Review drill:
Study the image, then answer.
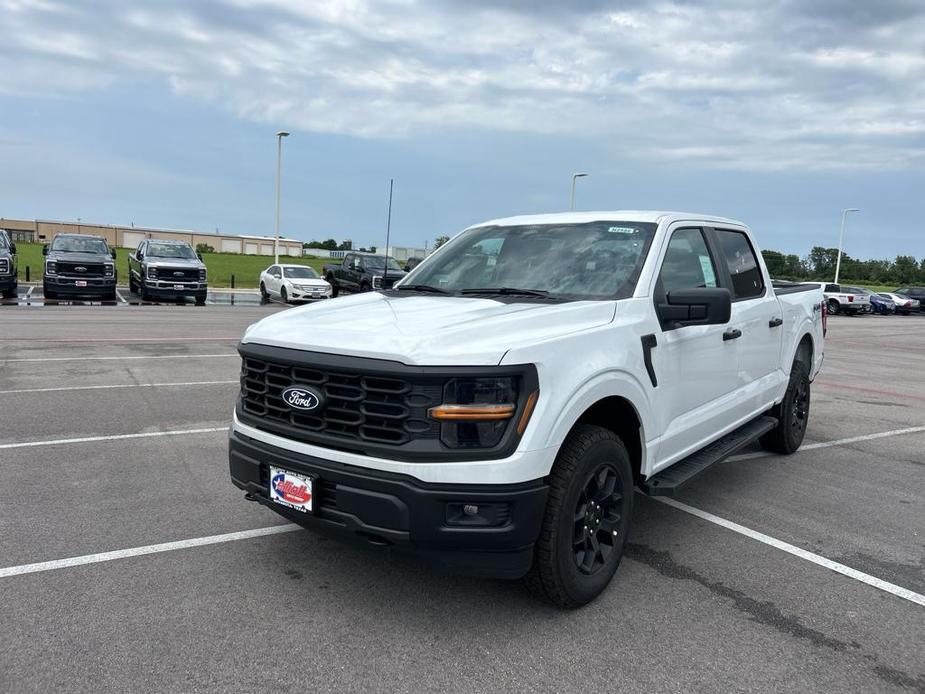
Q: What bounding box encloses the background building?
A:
[0,218,304,257]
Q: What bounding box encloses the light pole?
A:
[274,131,290,264]
[569,172,588,211]
[833,208,859,284]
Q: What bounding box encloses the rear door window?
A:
[715,230,765,299]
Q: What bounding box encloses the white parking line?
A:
[25,286,34,299]
[2,353,238,363]
[0,525,301,579]
[654,497,925,608]
[0,427,227,450]
[725,425,925,463]
[115,289,128,304]
[0,380,237,395]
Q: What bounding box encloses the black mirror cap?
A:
[111,249,117,259]
[42,245,49,256]
[10,243,16,254]
[659,287,732,328]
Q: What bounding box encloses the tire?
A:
[129,274,137,293]
[360,282,371,293]
[525,424,634,608]
[139,283,149,302]
[194,294,207,306]
[103,291,117,302]
[260,282,269,299]
[43,286,56,300]
[827,299,840,316]
[280,286,289,304]
[760,360,810,454]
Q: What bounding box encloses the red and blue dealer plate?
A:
[269,467,313,513]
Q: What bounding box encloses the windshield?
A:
[283,266,319,279]
[405,221,657,299]
[51,236,110,254]
[146,243,197,259]
[365,256,403,271]
[0,233,8,250]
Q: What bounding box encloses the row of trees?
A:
[763,247,925,286]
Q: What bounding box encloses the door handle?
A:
[768,317,783,328]
[723,328,742,341]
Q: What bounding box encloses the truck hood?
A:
[46,251,112,263]
[241,292,617,365]
[145,257,205,269]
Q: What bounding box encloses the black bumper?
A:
[0,275,14,290]
[143,282,207,299]
[44,277,115,295]
[229,430,548,578]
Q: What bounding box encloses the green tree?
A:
[893,255,919,284]
[434,235,450,249]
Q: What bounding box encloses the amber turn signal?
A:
[428,404,516,421]
[517,390,539,435]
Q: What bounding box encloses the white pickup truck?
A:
[229,211,825,607]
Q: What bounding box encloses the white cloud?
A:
[1,0,923,170]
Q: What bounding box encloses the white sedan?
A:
[259,264,332,304]
[879,292,920,316]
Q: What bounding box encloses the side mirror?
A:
[111,249,117,259]
[197,253,203,261]
[658,287,731,328]
[10,243,16,254]
[42,245,49,256]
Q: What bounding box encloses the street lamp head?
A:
[845,207,859,212]
[276,131,290,138]
[573,172,588,179]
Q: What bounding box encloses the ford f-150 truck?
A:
[128,239,208,304]
[323,252,407,296]
[42,233,117,301]
[0,229,17,299]
[229,211,825,607]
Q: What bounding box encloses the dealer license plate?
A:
[269,467,313,513]
[174,284,185,290]
[75,280,87,287]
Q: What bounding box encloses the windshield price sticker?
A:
[608,226,638,234]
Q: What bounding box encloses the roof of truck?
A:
[472,211,747,228]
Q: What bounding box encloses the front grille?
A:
[240,355,442,447]
[158,267,199,281]
[58,262,105,277]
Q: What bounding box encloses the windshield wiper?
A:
[394,284,452,294]
[460,287,551,298]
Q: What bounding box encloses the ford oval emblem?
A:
[75,266,87,272]
[281,386,324,412]
[173,271,184,277]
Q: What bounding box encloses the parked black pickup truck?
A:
[42,234,117,301]
[322,252,407,296]
[128,239,208,304]
[0,229,17,299]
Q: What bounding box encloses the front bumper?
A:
[229,430,548,578]
[0,274,15,290]
[144,279,207,297]
[287,287,331,301]
[44,276,115,295]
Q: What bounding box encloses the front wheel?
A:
[260,282,269,299]
[525,424,633,608]
[280,286,289,304]
[760,361,810,454]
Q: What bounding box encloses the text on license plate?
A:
[174,284,185,290]
[269,467,313,512]
[75,280,88,287]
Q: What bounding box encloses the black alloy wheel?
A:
[572,464,625,576]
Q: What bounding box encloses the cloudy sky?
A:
[1,0,923,258]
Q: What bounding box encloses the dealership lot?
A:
[0,306,923,692]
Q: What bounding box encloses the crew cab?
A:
[323,252,406,296]
[259,264,332,304]
[229,211,825,608]
[0,229,17,299]
[128,239,208,304]
[42,234,117,301]
[811,282,870,316]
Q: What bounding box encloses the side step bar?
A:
[640,416,778,497]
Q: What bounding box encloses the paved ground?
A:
[0,303,923,693]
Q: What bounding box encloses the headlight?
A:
[0,258,9,274]
[45,261,57,275]
[372,275,382,289]
[429,377,519,449]
[147,267,158,280]
[199,269,207,281]
[105,264,114,277]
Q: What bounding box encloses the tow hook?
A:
[244,492,259,502]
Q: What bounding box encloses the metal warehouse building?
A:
[0,218,304,257]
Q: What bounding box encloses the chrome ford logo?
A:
[173,271,185,277]
[75,266,87,272]
[281,386,323,412]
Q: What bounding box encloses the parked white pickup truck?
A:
[811,282,871,316]
[229,211,825,607]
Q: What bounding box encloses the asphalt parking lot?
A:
[0,304,923,693]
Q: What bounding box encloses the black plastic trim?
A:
[236,342,539,462]
[641,334,658,387]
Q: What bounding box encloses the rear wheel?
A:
[760,360,810,454]
[827,299,840,316]
[526,424,633,608]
